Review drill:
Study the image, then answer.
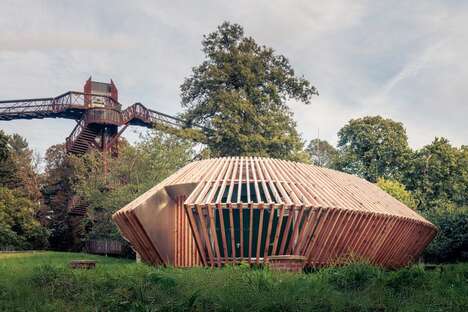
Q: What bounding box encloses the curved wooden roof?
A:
[123,157,431,225]
[114,157,436,268]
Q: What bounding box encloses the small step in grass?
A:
[0,251,466,311]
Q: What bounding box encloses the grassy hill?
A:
[0,251,466,311]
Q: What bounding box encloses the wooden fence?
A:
[85,239,123,255]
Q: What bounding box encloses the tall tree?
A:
[0,130,19,188]
[180,22,318,161]
[42,144,80,250]
[404,138,468,208]
[306,138,337,167]
[334,116,412,182]
[0,187,49,249]
[0,131,48,250]
[9,134,41,202]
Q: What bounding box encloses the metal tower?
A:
[0,77,203,156]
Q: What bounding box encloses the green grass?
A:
[0,252,467,311]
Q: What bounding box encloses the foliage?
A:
[73,131,194,241]
[306,138,337,167]
[42,144,81,250]
[0,187,49,249]
[403,137,468,208]
[323,261,381,291]
[422,206,468,263]
[180,21,317,161]
[377,177,417,209]
[334,116,412,182]
[1,251,467,311]
[8,134,42,201]
[0,131,48,250]
[0,130,20,188]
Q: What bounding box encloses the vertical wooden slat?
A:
[305,208,330,266]
[228,203,236,262]
[286,204,305,254]
[294,207,315,255]
[248,202,253,264]
[217,203,228,263]
[263,204,275,262]
[256,203,265,263]
[279,205,295,255]
[272,204,286,255]
[238,203,244,259]
[314,209,344,264]
[207,204,221,267]
[300,208,325,256]
[237,158,244,260]
[185,204,207,266]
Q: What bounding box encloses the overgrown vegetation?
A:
[0,131,48,250]
[73,132,194,243]
[422,207,468,263]
[0,252,466,311]
[41,131,195,252]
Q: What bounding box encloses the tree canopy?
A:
[403,137,468,209]
[334,116,412,182]
[0,131,48,250]
[180,22,317,161]
[377,177,416,209]
[306,138,337,167]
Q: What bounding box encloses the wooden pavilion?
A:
[112,157,436,269]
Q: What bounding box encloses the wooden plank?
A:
[279,205,295,255]
[196,204,214,267]
[217,203,228,262]
[228,203,236,262]
[293,207,315,255]
[185,204,207,266]
[263,204,275,262]
[239,203,244,259]
[248,202,253,264]
[286,204,305,254]
[272,204,286,255]
[256,203,265,263]
[207,204,221,267]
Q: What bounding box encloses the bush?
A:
[422,207,468,263]
[377,177,417,209]
[384,265,427,292]
[0,187,49,250]
[322,262,381,291]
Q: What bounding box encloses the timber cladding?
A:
[112,157,437,269]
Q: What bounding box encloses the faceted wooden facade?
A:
[113,157,437,268]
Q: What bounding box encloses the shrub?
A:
[323,262,381,291]
[377,177,417,208]
[422,207,468,263]
[385,265,427,292]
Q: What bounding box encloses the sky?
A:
[1,0,467,158]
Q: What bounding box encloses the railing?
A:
[122,102,204,130]
[0,91,121,119]
[85,108,122,125]
[65,117,87,151]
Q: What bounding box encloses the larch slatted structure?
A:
[112,157,437,269]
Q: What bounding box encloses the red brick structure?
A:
[268,256,306,272]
